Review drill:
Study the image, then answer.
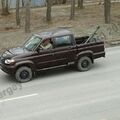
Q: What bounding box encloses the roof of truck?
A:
[35,29,72,39]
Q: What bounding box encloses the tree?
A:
[1,0,10,15]
[62,0,67,4]
[104,0,111,23]
[78,0,84,9]
[53,0,67,4]
[25,0,31,33]
[46,0,52,22]
[70,0,75,20]
[22,0,25,7]
[16,0,20,26]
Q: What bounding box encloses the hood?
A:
[2,47,30,59]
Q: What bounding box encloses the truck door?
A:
[35,39,56,70]
[52,35,76,66]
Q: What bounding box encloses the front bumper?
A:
[0,56,15,74]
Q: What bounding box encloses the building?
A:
[0,0,46,9]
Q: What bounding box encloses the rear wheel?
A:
[15,66,33,83]
[77,56,92,71]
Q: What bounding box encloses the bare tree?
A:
[53,0,67,4]
[46,0,52,22]
[1,0,10,15]
[62,0,67,4]
[16,0,20,27]
[1,0,5,15]
[104,0,111,23]
[25,0,31,33]
[22,0,25,7]
[70,0,75,20]
[78,0,84,9]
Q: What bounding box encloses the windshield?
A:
[24,35,42,51]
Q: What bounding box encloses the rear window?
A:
[54,35,72,47]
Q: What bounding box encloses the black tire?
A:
[77,56,92,71]
[15,66,33,83]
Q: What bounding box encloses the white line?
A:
[0,93,38,103]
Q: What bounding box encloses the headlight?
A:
[5,59,15,65]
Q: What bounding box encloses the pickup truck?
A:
[0,27,105,82]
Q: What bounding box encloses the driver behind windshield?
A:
[40,39,53,50]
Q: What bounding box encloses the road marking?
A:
[0,93,38,103]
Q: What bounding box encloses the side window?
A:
[40,38,53,50]
[54,35,72,47]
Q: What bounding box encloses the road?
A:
[0,46,120,120]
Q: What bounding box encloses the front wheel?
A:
[77,56,92,71]
[15,66,33,83]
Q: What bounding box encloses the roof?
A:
[35,29,73,39]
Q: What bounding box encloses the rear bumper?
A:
[0,57,2,69]
[0,55,2,69]
[93,51,105,59]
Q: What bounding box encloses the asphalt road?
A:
[0,46,120,120]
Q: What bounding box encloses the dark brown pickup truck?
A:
[0,27,105,82]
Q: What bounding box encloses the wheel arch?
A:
[76,50,94,63]
[15,61,36,73]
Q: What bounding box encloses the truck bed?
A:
[75,36,89,44]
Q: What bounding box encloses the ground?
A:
[0,3,120,53]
